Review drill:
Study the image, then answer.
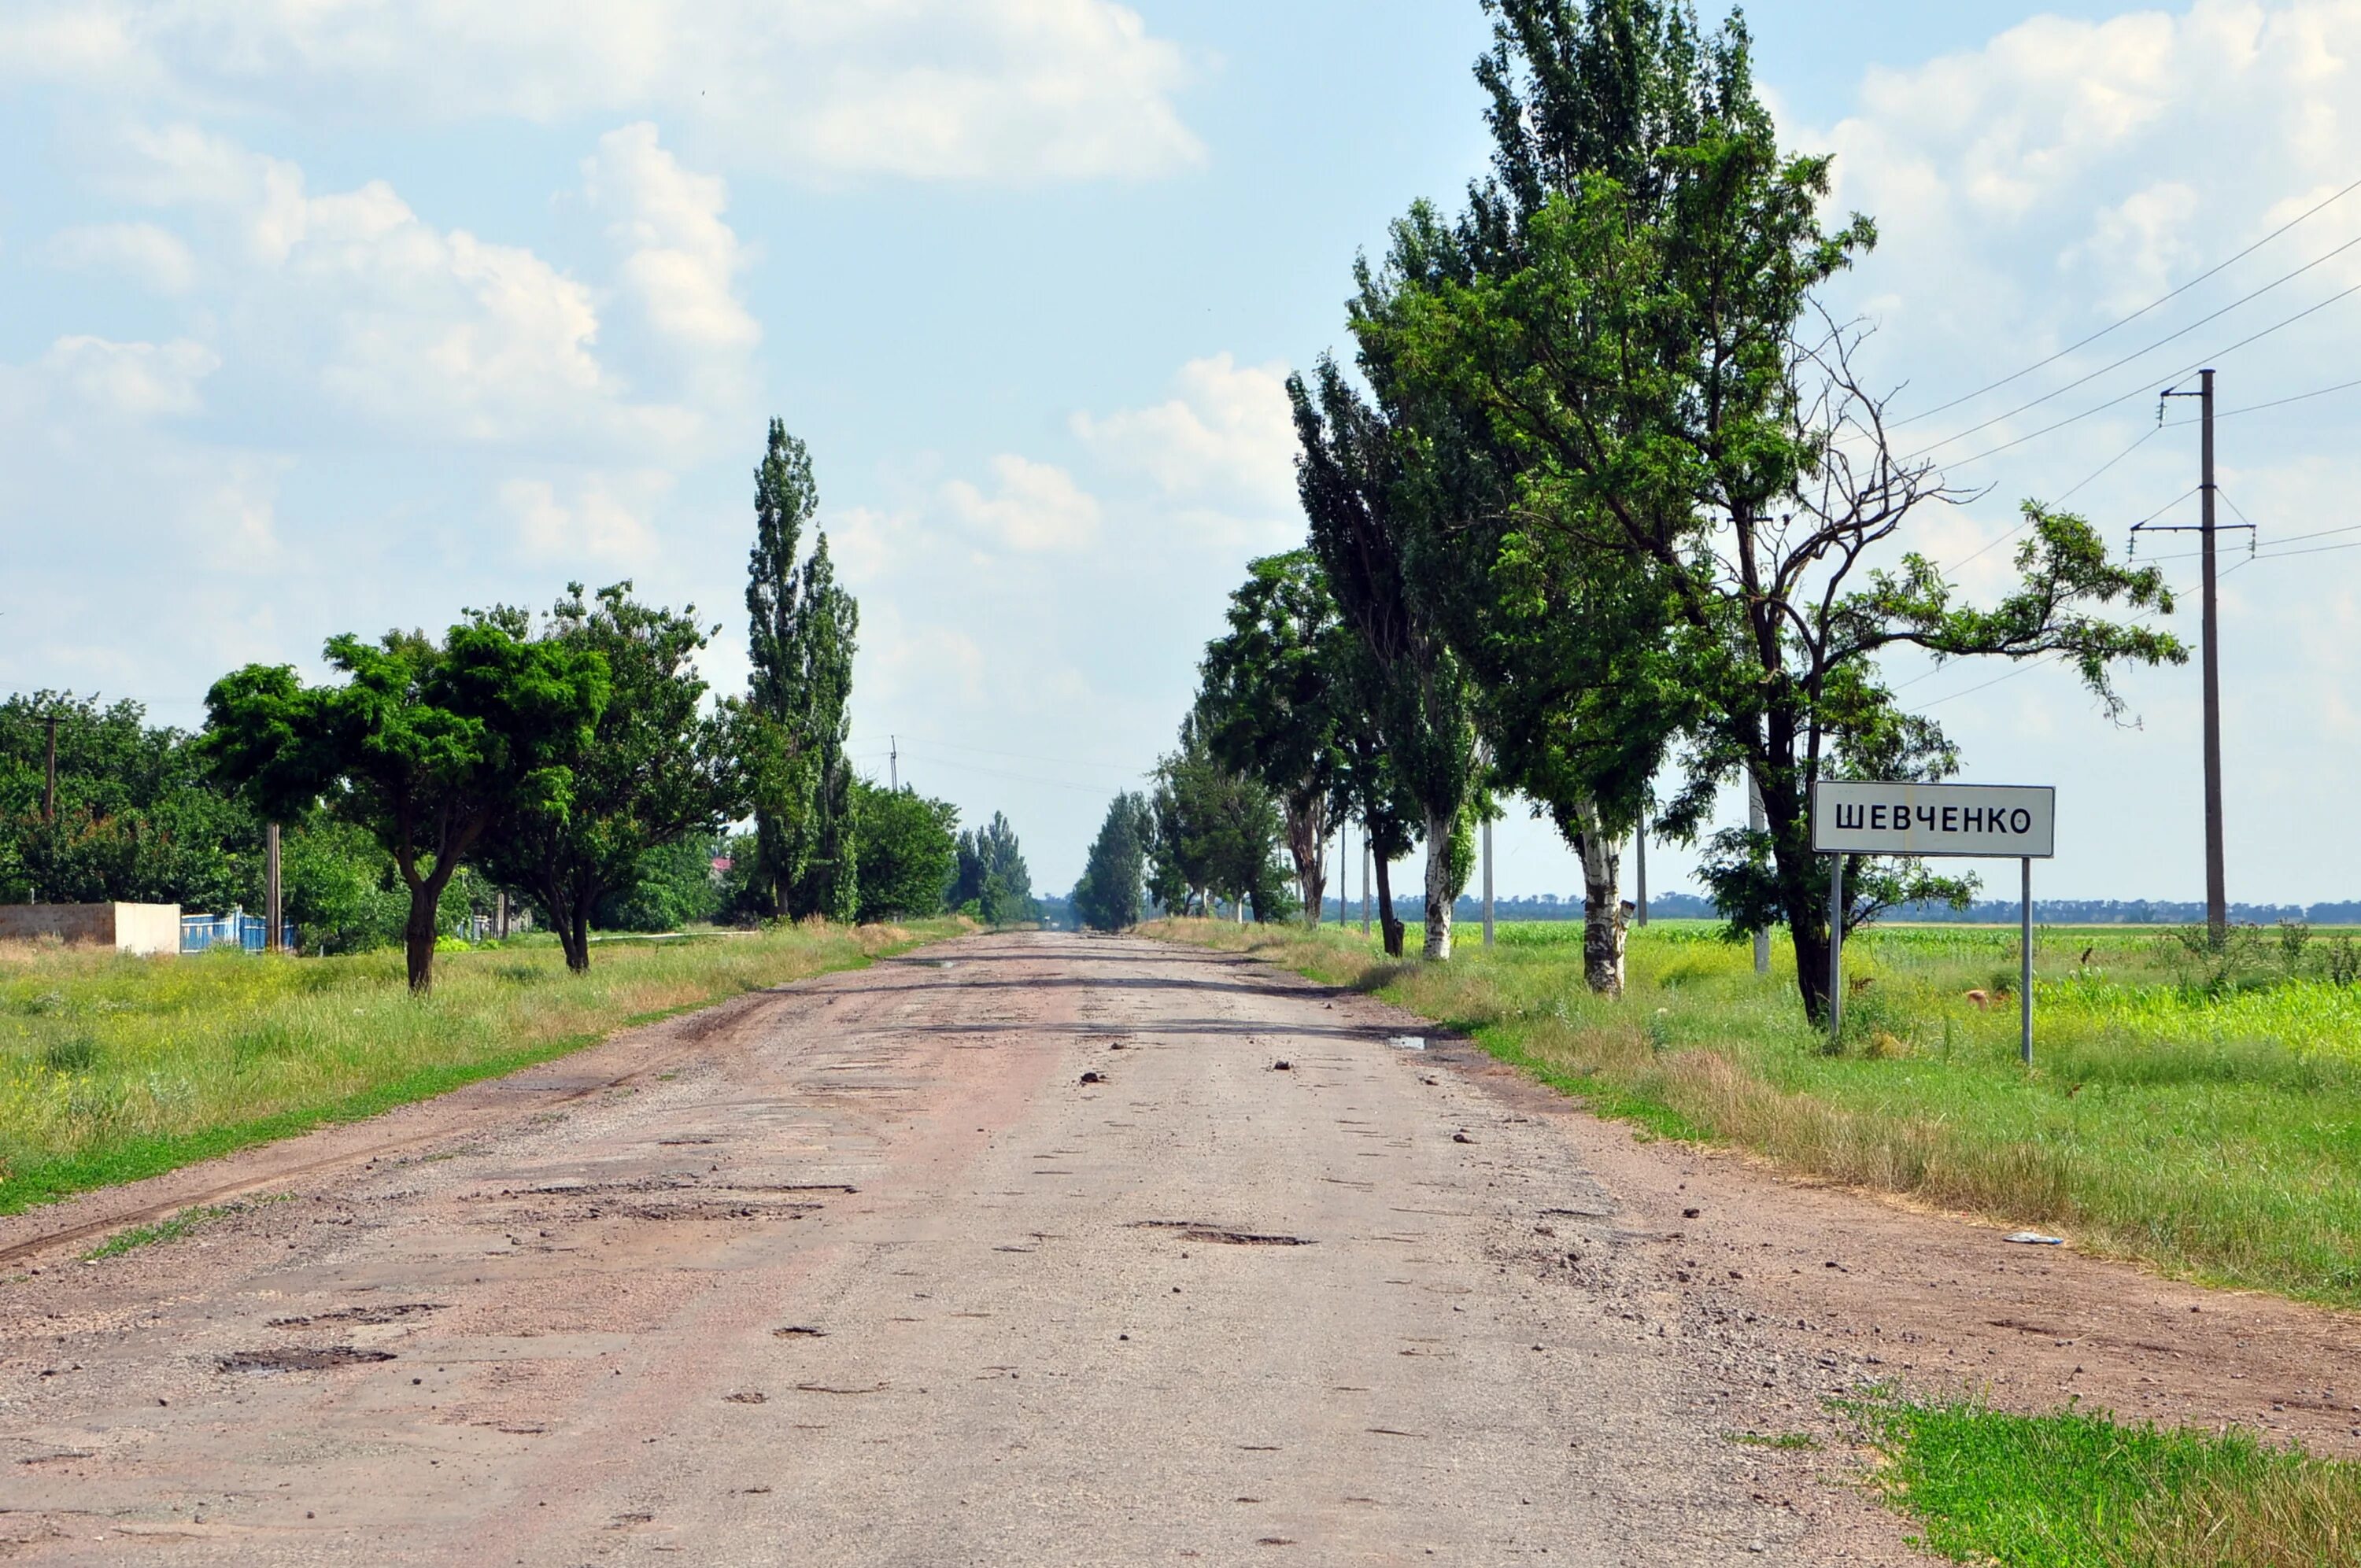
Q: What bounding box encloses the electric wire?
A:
[1891,174,2361,430]
[1931,275,2361,472]
[1903,231,2361,458]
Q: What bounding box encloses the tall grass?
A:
[1150,918,2361,1309]
[0,922,949,1214]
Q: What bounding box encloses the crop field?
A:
[0,922,950,1215]
[1153,917,2361,1311]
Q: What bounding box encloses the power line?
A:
[1891,173,2361,430]
[1904,230,2361,459]
[2215,373,2361,420]
[1933,275,2361,472]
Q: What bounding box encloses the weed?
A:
[81,1194,294,1260]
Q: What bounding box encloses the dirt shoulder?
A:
[1280,945,2361,1460]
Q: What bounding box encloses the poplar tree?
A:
[744,419,859,923]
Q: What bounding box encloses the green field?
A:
[0,922,950,1216]
[1153,917,2361,1310]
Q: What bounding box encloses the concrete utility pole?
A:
[1633,811,1648,927]
[1362,830,1372,935]
[1481,816,1495,949]
[889,736,899,792]
[2198,369,2226,944]
[264,823,283,953]
[42,713,58,822]
[2155,368,2237,946]
[1748,773,1771,975]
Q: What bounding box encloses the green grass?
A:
[0,920,955,1215]
[1857,1397,2361,1566]
[80,1194,291,1260]
[1147,918,2361,1309]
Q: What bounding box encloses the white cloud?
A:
[42,335,219,416]
[43,221,198,293]
[1072,352,1297,511]
[501,472,671,566]
[943,455,1102,552]
[0,0,1202,183]
[583,122,759,403]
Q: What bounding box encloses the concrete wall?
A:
[0,902,183,954]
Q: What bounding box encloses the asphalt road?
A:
[0,932,1922,1565]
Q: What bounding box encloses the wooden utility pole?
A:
[264,823,283,953]
[1480,815,1495,948]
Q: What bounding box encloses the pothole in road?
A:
[1129,1221,1315,1247]
[220,1346,397,1374]
[267,1302,445,1328]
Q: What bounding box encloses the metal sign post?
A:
[1811,781,2057,1063]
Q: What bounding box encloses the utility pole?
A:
[1481,815,1495,948]
[889,736,899,792]
[2152,369,2241,946]
[1362,828,1371,936]
[264,823,283,953]
[42,713,58,822]
[1633,811,1648,927]
[1748,773,1771,975]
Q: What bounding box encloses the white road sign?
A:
[1810,781,2055,859]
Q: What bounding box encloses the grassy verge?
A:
[1857,1397,2360,1566]
[1145,917,2361,1310]
[0,921,956,1216]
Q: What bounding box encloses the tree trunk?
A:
[568,895,593,975]
[1572,799,1627,998]
[1421,808,1454,961]
[402,879,445,995]
[1373,854,1404,957]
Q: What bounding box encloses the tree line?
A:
[1076,0,2181,1022]
[3,421,1036,991]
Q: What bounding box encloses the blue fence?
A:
[180,911,297,955]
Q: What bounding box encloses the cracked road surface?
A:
[2,932,1921,1564]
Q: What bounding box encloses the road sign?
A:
[1812,780,2055,1068]
[1811,781,2055,860]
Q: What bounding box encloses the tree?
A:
[1073,792,1154,932]
[744,419,860,924]
[475,583,745,972]
[0,692,264,912]
[1289,359,1483,960]
[951,812,1036,926]
[1196,552,1350,926]
[1147,718,1293,924]
[854,780,959,922]
[790,534,859,924]
[597,834,727,933]
[203,624,608,993]
[1390,5,2182,1018]
[1339,0,1738,996]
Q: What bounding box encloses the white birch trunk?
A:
[1573,798,1627,997]
[1422,807,1454,961]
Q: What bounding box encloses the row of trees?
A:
[1096,0,2182,1021]
[4,421,1038,992]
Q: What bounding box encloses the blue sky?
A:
[5,0,2359,905]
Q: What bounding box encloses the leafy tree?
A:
[596,834,726,933]
[1147,719,1292,924]
[1073,792,1155,932]
[951,812,1036,926]
[1388,1,2182,1018]
[744,419,860,924]
[277,814,412,954]
[1289,359,1482,960]
[0,692,263,911]
[1196,552,1350,926]
[476,583,745,972]
[854,780,959,922]
[203,624,609,993]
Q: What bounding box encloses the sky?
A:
[4,0,2359,906]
